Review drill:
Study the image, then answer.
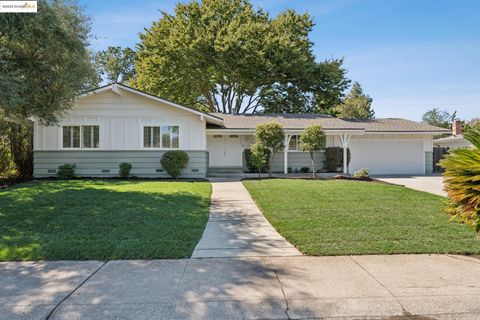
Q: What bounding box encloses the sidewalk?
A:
[192,180,301,258]
[2,255,480,319]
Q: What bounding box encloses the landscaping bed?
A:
[0,180,211,260]
[243,179,480,255]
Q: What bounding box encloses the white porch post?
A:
[284,134,292,174]
[339,133,351,174]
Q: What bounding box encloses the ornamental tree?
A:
[250,143,269,178]
[300,125,326,177]
[439,128,480,237]
[254,122,285,177]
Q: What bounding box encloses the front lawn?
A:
[243,179,480,255]
[0,180,211,260]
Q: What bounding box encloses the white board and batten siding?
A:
[33,89,209,178]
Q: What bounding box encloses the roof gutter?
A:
[206,128,366,135]
[366,130,449,135]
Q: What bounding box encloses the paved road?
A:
[376,175,447,197]
[2,254,480,319]
[192,180,301,258]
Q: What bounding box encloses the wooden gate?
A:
[433,147,448,173]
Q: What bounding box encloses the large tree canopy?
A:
[334,82,374,119]
[0,0,96,124]
[133,0,349,114]
[422,108,456,129]
[95,46,136,84]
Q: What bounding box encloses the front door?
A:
[208,135,243,167]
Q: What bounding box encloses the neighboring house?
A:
[433,120,472,149]
[434,135,471,149]
[33,84,448,178]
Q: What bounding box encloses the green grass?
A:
[243,179,480,255]
[0,180,211,261]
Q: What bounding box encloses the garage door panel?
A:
[349,139,424,175]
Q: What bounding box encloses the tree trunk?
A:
[268,149,273,178]
[8,122,33,179]
[310,151,316,178]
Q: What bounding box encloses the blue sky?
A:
[80,0,480,121]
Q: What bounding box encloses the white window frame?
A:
[61,125,101,150]
[142,125,180,150]
[143,126,161,149]
[288,134,302,152]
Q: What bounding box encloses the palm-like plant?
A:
[439,129,480,237]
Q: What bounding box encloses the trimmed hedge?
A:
[324,147,351,172]
[161,151,189,178]
[57,164,76,180]
[119,162,133,178]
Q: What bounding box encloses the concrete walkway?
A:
[376,175,447,197]
[2,255,480,319]
[192,180,301,258]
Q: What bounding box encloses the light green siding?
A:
[425,151,433,175]
[34,150,208,178]
[270,151,325,173]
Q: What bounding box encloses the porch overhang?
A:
[206,128,366,135]
[206,129,254,135]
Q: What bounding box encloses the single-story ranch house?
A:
[33,84,448,178]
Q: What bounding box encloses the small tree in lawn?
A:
[254,122,285,177]
[250,143,268,178]
[300,125,326,178]
[439,128,480,238]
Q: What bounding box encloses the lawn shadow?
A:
[0,181,210,260]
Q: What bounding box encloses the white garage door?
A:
[349,139,424,175]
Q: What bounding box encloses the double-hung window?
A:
[288,135,302,151]
[63,125,99,149]
[144,126,179,149]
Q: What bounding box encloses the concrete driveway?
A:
[376,175,447,197]
[2,254,480,319]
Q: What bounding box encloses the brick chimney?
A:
[452,119,462,136]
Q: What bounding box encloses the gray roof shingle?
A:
[208,113,449,133]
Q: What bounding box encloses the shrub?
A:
[300,166,309,173]
[57,164,76,179]
[440,129,480,236]
[161,151,189,178]
[354,168,369,178]
[244,148,271,173]
[119,162,133,178]
[324,147,351,172]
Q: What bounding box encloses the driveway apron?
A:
[192,180,301,258]
[376,175,447,196]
